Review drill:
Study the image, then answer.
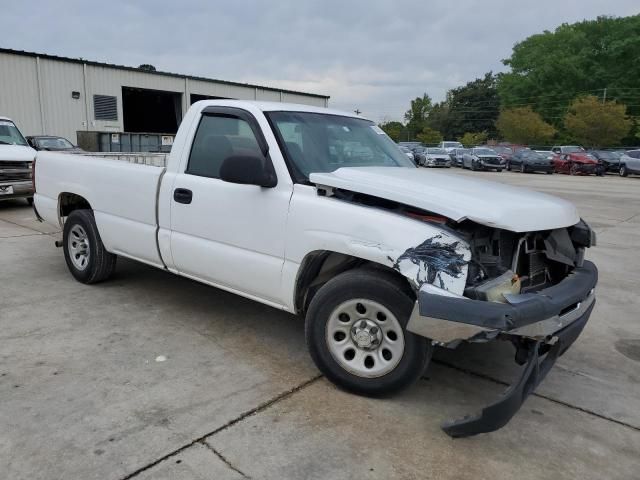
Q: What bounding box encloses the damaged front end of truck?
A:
[401,219,597,437]
[310,167,598,437]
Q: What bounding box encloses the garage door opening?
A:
[190,94,229,104]
[122,87,182,134]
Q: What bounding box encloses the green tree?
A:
[498,15,640,124]
[426,73,500,139]
[496,107,556,145]
[404,94,432,139]
[379,121,406,142]
[564,96,632,147]
[425,102,461,140]
[459,132,488,146]
[416,127,443,145]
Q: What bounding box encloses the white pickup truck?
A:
[34,100,598,437]
[0,117,36,203]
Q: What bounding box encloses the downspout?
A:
[35,56,46,133]
[82,63,90,131]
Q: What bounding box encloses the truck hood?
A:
[567,153,598,164]
[0,145,36,162]
[309,167,579,232]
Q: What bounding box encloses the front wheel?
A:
[620,165,628,177]
[63,209,117,284]
[520,163,526,173]
[569,163,579,176]
[305,269,431,397]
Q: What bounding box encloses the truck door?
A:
[169,108,292,306]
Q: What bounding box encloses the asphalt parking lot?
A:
[1,170,639,480]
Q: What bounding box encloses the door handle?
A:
[173,188,193,204]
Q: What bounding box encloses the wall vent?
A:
[93,95,118,121]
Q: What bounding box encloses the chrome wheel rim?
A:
[68,225,90,270]
[326,299,405,378]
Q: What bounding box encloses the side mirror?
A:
[219,155,277,188]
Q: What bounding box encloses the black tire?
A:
[63,209,116,284]
[305,269,431,397]
[470,161,477,171]
[546,170,553,175]
[506,162,511,171]
[620,165,628,177]
[520,163,526,173]
[569,163,579,176]
[497,169,503,173]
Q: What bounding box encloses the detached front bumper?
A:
[408,261,598,437]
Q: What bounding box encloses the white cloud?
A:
[1,0,637,122]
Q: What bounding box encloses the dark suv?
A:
[588,150,622,173]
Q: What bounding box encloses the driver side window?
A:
[187,115,262,179]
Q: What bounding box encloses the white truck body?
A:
[34,100,578,309]
[33,100,597,437]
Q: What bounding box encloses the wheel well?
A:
[59,193,92,220]
[294,250,414,316]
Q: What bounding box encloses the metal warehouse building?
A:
[0,48,329,152]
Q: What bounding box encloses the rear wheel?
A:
[305,269,431,396]
[63,209,117,284]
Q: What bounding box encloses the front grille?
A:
[482,157,500,165]
[0,162,31,182]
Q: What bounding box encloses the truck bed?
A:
[34,151,166,267]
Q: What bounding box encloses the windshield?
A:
[595,151,617,160]
[267,112,415,181]
[0,120,28,146]
[426,148,447,154]
[443,142,462,148]
[563,146,584,153]
[36,137,74,150]
[521,151,546,160]
[493,146,513,154]
[473,148,497,155]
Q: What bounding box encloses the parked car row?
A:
[397,141,640,178]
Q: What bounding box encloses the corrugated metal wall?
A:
[0,53,42,135]
[0,51,329,145]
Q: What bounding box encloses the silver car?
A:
[422,147,451,168]
[619,150,640,177]
[462,147,505,172]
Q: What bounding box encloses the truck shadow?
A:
[109,257,519,389]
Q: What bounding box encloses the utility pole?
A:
[602,88,607,105]
[354,109,361,115]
